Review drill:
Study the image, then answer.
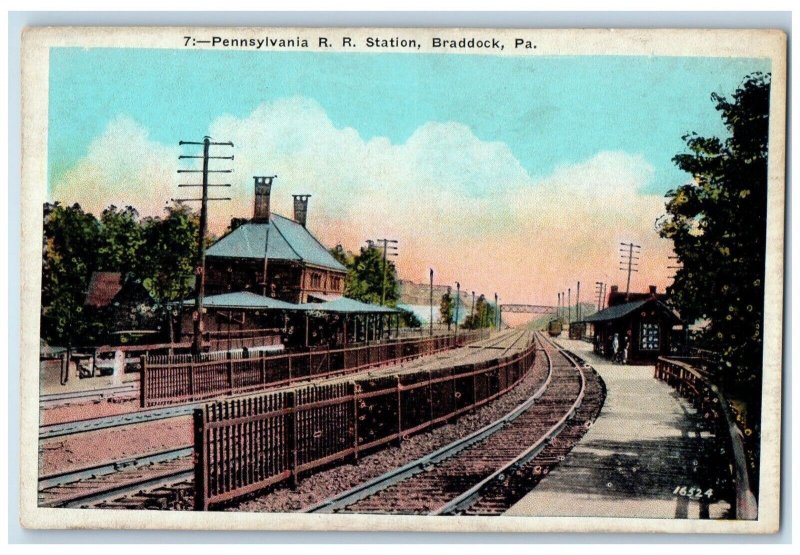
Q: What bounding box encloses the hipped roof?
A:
[206,213,347,272]
[580,298,682,324]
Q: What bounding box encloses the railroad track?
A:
[384,329,531,375]
[38,446,194,509]
[39,332,520,441]
[305,332,605,515]
[40,383,139,408]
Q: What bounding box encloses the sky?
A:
[47,48,771,307]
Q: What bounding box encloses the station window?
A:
[311,273,322,288]
[640,322,660,351]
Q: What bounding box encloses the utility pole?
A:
[429,268,434,337]
[567,288,571,325]
[176,136,233,355]
[494,292,499,330]
[619,242,641,300]
[454,282,460,339]
[667,255,682,279]
[557,292,561,319]
[374,238,398,306]
[576,281,580,322]
[471,291,476,327]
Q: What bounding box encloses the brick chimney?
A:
[292,194,311,227]
[253,176,275,222]
[649,285,657,296]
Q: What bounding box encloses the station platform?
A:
[506,338,731,519]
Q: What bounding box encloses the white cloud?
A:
[51,115,180,218]
[50,98,675,305]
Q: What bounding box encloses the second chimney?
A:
[253,176,275,222]
[649,285,657,295]
[293,194,311,227]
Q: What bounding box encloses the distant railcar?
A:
[547,318,563,337]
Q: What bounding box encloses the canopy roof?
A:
[182,291,298,310]
[206,214,347,272]
[299,297,400,314]
[184,292,399,314]
[580,299,681,324]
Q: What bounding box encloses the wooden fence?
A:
[141,330,488,407]
[193,338,536,510]
[655,357,758,520]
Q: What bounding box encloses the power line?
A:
[176,137,234,355]
[619,242,641,300]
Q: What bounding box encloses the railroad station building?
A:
[179,176,400,351]
[579,286,685,364]
[204,176,348,304]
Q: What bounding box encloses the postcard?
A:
[19,26,786,533]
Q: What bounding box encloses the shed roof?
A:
[85,272,123,307]
[206,213,347,272]
[580,299,681,324]
[182,291,299,310]
[299,297,400,314]
[182,292,398,314]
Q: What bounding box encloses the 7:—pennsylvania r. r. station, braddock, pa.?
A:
[193,35,534,50]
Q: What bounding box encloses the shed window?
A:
[640,322,660,351]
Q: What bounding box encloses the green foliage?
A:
[658,73,770,412]
[41,201,200,347]
[400,308,422,328]
[41,202,103,346]
[439,288,454,329]
[461,294,496,330]
[330,244,399,306]
[138,204,200,340]
[97,206,144,273]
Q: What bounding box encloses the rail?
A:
[142,330,488,407]
[192,334,536,510]
[655,357,758,520]
[434,334,587,515]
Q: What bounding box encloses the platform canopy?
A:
[182,291,398,314]
[298,297,400,314]
[181,291,299,310]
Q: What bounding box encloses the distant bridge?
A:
[500,304,558,314]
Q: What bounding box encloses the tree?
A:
[41,202,104,348]
[332,244,400,306]
[97,205,144,273]
[440,287,454,330]
[138,203,200,343]
[462,294,496,330]
[658,73,770,424]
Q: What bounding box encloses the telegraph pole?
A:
[176,136,233,355]
[454,282,461,339]
[429,268,434,337]
[619,242,641,300]
[374,238,398,306]
[471,291,476,327]
[567,287,571,325]
[494,292,499,330]
[576,281,581,322]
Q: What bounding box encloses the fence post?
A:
[351,381,359,463]
[227,351,234,395]
[193,408,209,511]
[287,390,298,488]
[188,354,195,402]
[260,351,266,385]
[395,375,403,446]
[139,355,147,407]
